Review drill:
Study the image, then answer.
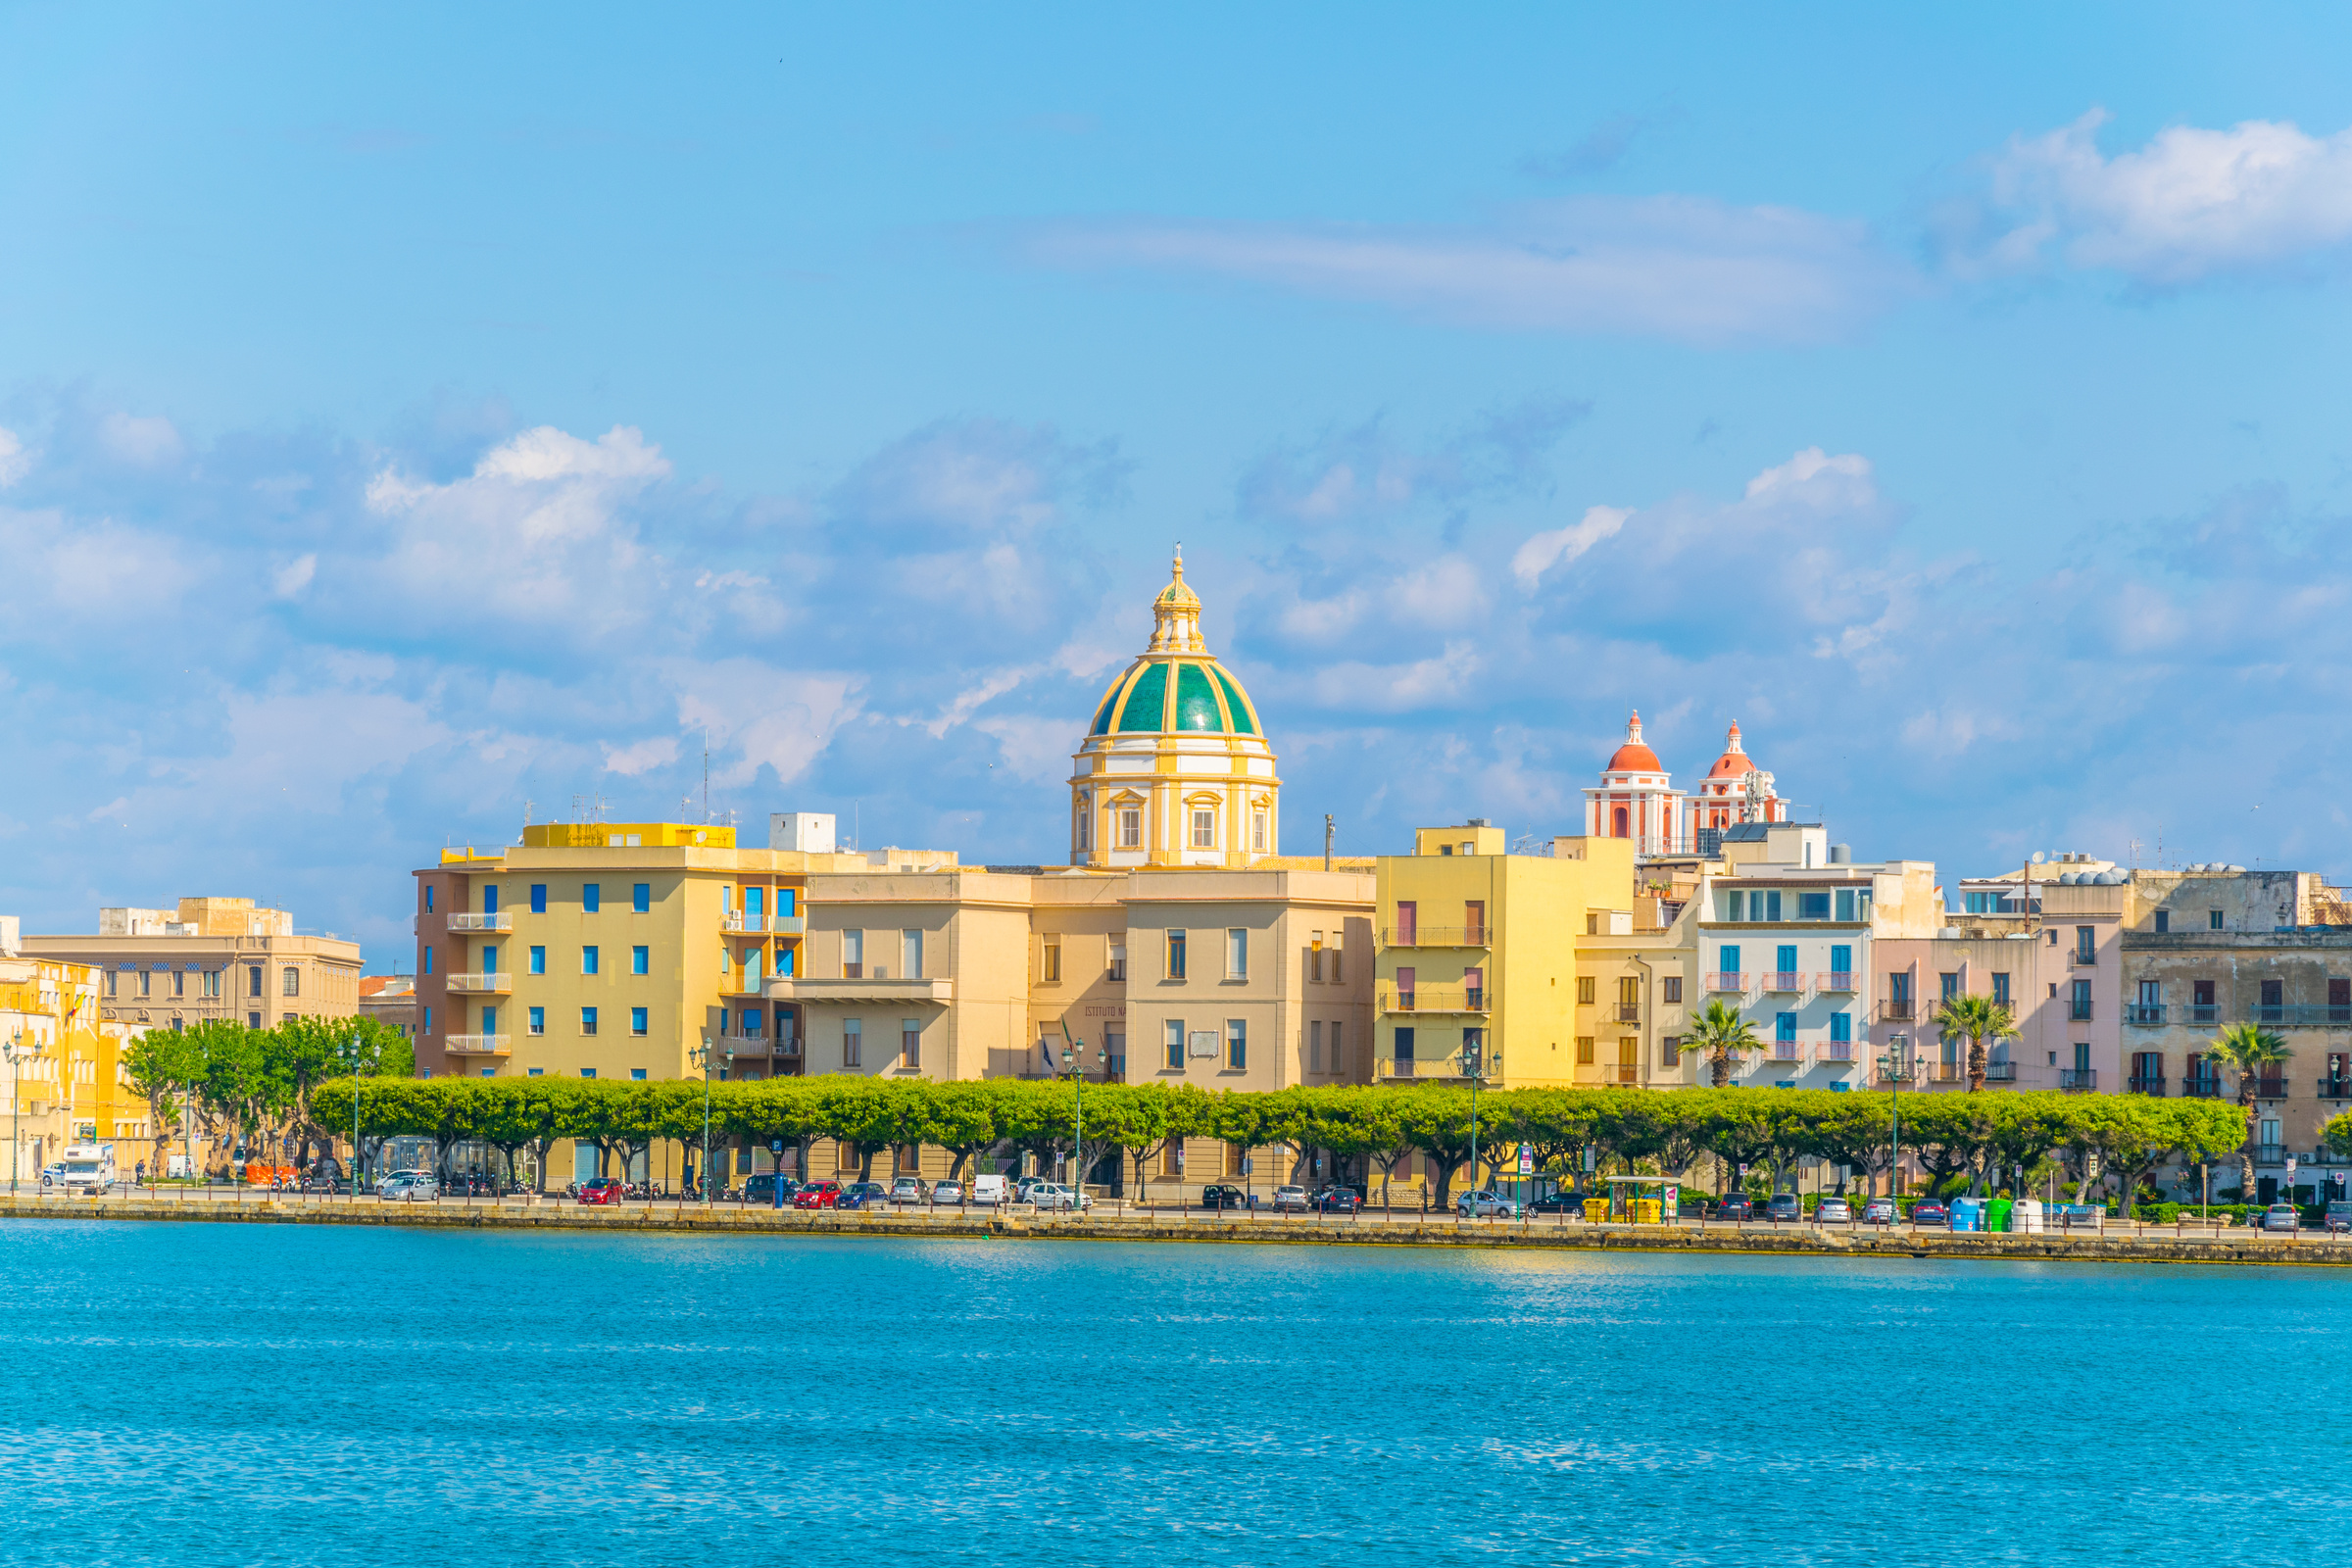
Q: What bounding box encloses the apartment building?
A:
[0,920,145,1178]
[359,974,418,1040]
[21,897,362,1034]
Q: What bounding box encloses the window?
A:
[1109,943,1126,982]
[1799,892,1831,920]
[1777,1012,1797,1043]
[476,1005,492,1035]
[1939,972,1959,1002]
[630,1006,648,1036]
[528,946,546,975]
[1396,1026,1417,1069]
[743,1007,762,1035]
[1463,901,1486,944]
[530,884,547,914]
[1166,928,1188,981]
[1618,976,1640,1009]
[248,964,265,997]
[1303,936,1320,983]
[529,1006,545,1036]
[1577,1036,1595,1063]
[902,1019,921,1069]
[1991,972,2010,1005]
[1226,1018,1247,1070]
[1118,808,1142,849]
[1776,945,1797,983]
[171,970,185,999]
[1226,928,1248,980]
[581,946,600,976]
[903,928,924,980]
[1830,1011,1851,1043]
[250,1011,265,1029]
[1394,901,1417,944]
[424,886,435,913]
[1836,888,1856,922]
[2154,909,2170,933]
[843,929,864,979]
[420,949,432,976]
[2209,909,2223,930]
[844,1018,862,1068]
[1829,945,1852,983]
[581,1006,599,1035]
[1577,976,1595,1004]
[1719,945,1740,980]
[2070,979,2093,1020]
[1330,945,1342,984]
[1748,890,1782,921]
[1466,967,1485,1010]
[1310,1020,1324,1073]
[201,969,220,999]
[2076,925,2096,961]
[1251,810,1267,853]
[1165,1019,1185,1070]
[1075,797,1093,853]
[137,970,151,999]
[583,884,601,913]
[1042,939,1061,984]
[1662,976,1683,1004]
[580,1067,596,1080]
[632,945,649,975]
[1191,808,1216,849]
[634,883,651,913]
[1328,1021,1343,1073]
[1395,966,1416,1007]
[1662,1035,1682,1067]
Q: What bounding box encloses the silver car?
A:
[378,1173,439,1202]
[1456,1190,1521,1218]
[930,1180,964,1204]
[1271,1185,1310,1213]
[2262,1201,2300,1233]
[1816,1198,1852,1224]
[1028,1182,1090,1211]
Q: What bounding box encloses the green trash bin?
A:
[1989,1196,2016,1232]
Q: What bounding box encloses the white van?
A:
[59,1144,117,1194]
[970,1173,1007,1206]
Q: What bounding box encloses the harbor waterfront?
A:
[3,1220,2348,1567]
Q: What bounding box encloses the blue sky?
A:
[8,4,2352,964]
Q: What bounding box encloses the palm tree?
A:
[1931,993,2016,1093]
[2205,1021,2290,1200]
[1687,1000,1761,1089]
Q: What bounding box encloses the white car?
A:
[1027,1182,1091,1211]
[378,1173,439,1202]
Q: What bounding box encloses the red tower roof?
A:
[1604,710,1664,774]
[1703,722,1758,780]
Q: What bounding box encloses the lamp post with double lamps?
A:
[4,1028,30,1197]
[1459,1038,1500,1217]
[1876,1035,1917,1204]
[691,1035,731,1204]
[1059,1039,1101,1210]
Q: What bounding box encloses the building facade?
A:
[21,898,361,1035]
[1585,716,1788,858]
[0,933,145,1181]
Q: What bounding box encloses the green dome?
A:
[1088,656,1261,737]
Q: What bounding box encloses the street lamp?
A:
[1059,1038,1100,1208]
[346,1033,365,1199]
[4,1028,28,1197]
[691,1034,731,1204]
[1877,1035,1917,1201]
[1459,1038,1499,1214]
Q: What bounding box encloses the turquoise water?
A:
[2,1221,2345,1565]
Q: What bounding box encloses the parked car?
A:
[1910,1200,1951,1227]
[1314,1189,1362,1214]
[377,1172,438,1202]
[2324,1200,2352,1235]
[1200,1184,1250,1210]
[793,1180,844,1210]
[1716,1194,1753,1221]
[1529,1192,1584,1214]
[1861,1197,1897,1224]
[835,1181,892,1210]
[1457,1190,1521,1218]
[1014,1175,1053,1202]
[931,1180,965,1205]
[741,1173,800,1205]
[890,1177,926,1203]
[1764,1194,1802,1223]
[576,1176,626,1206]
[970,1174,1008,1205]
[1028,1182,1091,1211]
[2262,1202,2301,1233]
[1816,1198,1852,1224]
[1271,1185,1310,1213]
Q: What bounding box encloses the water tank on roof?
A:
[1830,844,1851,864]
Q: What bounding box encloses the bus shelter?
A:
[1583,1175,1682,1224]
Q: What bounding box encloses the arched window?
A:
[1612,807,1629,838]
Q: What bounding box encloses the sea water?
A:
[1,1220,2344,1565]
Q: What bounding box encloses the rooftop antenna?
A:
[703,741,710,824]
[1324,813,1334,872]
[523,798,534,828]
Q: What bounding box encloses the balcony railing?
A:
[444,1035,512,1054]
[1926,1063,1960,1083]
[2072,949,2098,966]
[2127,1075,2166,1095]
[2252,1078,2289,1100]
[1376,984,1489,1014]
[2180,1076,2224,1099]
[1378,1060,1421,1080]
[445,973,513,995]
[2125,1004,2167,1026]
[1616,1004,1640,1023]
[1767,971,1803,992]
[1378,926,1490,949]
[2254,1143,2286,1165]
[2317,1079,2352,1101]
[1820,1042,1855,1062]
[1984,1062,2018,1083]
[772,914,806,937]
[445,912,511,932]
[723,912,767,933]
[2068,1001,2094,1021]
[1705,971,1747,993]
[1879,1001,1915,1022]
[2252,1005,2352,1028]
[1818,971,1855,992]
[1770,1043,1802,1062]
[2060,1068,2098,1091]
[2185,1004,2219,1027]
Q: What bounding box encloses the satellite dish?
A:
[2031,852,2045,864]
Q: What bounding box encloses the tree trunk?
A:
[1711,1050,1731,1089]
[1966,1035,1985,1093]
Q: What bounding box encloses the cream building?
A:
[21,898,361,1035]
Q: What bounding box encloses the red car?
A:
[793,1180,843,1209]
[577,1177,625,1206]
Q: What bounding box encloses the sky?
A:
[7,3,2352,966]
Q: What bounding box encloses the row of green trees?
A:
[122,1017,414,1175]
[300,1074,2321,1208]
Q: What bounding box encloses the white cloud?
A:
[975,713,1078,786]
[601,736,681,776]
[1029,196,1911,344]
[99,412,183,466]
[272,554,318,598]
[1511,505,1632,590]
[672,661,864,788]
[1306,640,1481,711]
[1742,447,1875,505]
[0,428,29,487]
[1960,110,2352,283]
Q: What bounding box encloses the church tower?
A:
[1068,550,1280,868]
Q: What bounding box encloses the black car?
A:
[1717,1194,1754,1220]
[741,1173,802,1205]
[1529,1192,1584,1214]
[1314,1189,1363,1213]
[1200,1184,1250,1210]
[1764,1193,1802,1223]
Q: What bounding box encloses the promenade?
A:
[5,1189,2348,1265]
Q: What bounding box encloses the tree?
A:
[1902,1093,2000,1197]
[1931,993,2015,1095]
[1396,1088,1481,1208]
[1804,1091,1896,1196]
[915,1081,1003,1181]
[1686,1001,1762,1089]
[122,1026,206,1176]
[2205,1021,2290,1200]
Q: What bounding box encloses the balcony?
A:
[1820,1043,1856,1063]
[2185,1004,2219,1027]
[1616,1004,1640,1023]
[1984,1062,2018,1083]
[1769,1043,1802,1064]
[1378,925,1490,949]
[2072,949,2098,966]
[2068,1001,2094,1021]
[444,1035,512,1055]
[2254,1143,2286,1165]
[1704,971,1747,993]
[2318,1079,2352,1101]
[772,914,806,937]
[2060,1068,2098,1092]
[1926,1063,1960,1083]
[2125,1004,2167,1026]
[446,912,511,933]
[1817,971,1855,992]
[445,973,513,995]
[1379,1060,1421,1081]
[2127,1075,2167,1095]
[2253,1078,2289,1100]
[1767,971,1803,993]
[723,912,767,934]
[1879,1000,1915,1022]
[2252,1005,2352,1028]
[2180,1076,2224,1099]
[765,976,955,1005]
[1376,983,1489,1015]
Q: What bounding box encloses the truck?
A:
[58,1144,117,1194]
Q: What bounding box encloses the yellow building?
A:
[1373,825,1638,1087]
[22,897,362,1034]
[0,940,146,1183]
